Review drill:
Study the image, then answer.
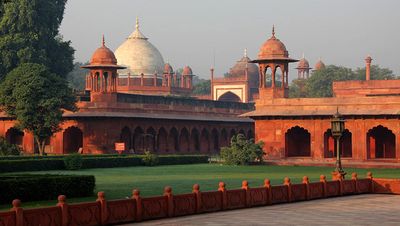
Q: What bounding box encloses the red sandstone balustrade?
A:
[2,172,399,226]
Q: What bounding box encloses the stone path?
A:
[125,194,400,226]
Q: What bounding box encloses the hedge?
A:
[0,155,209,173]
[0,174,95,204]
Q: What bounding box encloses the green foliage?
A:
[0,155,209,172]
[290,65,397,98]
[0,0,74,79]
[0,63,77,155]
[66,62,87,91]
[192,76,210,95]
[220,134,264,165]
[0,137,21,156]
[64,154,83,170]
[142,151,159,166]
[0,174,95,204]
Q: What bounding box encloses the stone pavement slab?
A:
[124,194,400,226]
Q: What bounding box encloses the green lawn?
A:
[1,163,400,210]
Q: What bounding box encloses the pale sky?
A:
[60,0,400,79]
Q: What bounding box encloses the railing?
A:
[1,172,400,226]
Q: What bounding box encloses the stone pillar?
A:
[140,73,144,86]
[154,73,157,87]
[365,56,372,81]
[271,65,276,88]
[210,68,214,99]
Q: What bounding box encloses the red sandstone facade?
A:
[243,29,400,166]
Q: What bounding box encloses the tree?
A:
[220,134,264,165]
[354,65,396,80]
[0,0,74,80]
[192,76,211,95]
[289,79,308,98]
[66,62,87,91]
[0,63,76,155]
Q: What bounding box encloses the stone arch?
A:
[133,127,144,153]
[367,125,396,159]
[229,129,236,142]
[146,127,156,152]
[211,128,219,153]
[63,126,83,154]
[220,129,229,148]
[168,127,179,152]
[264,66,273,87]
[274,65,283,87]
[217,91,241,102]
[324,129,352,158]
[200,129,210,153]
[285,126,311,157]
[120,127,132,151]
[179,128,190,152]
[157,127,167,153]
[5,127,24,146]
[190,128,200,152]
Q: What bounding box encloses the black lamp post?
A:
[331,108,346,179]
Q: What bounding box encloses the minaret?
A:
[365,55,372,81]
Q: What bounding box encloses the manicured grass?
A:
[1,163,400,210]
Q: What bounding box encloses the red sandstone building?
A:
[0,19,253,155]
[243,28,400,166]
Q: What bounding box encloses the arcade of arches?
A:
[253,119,400,162]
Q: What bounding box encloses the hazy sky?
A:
[60,0,400,79]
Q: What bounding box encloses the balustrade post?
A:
[192,184,201,213]
[367,172,374,193]
[264,179,272,205]
[11,199,23,226]
[320,175,327,198]
[352,172,359,194]
[164,186,174,217]
[96,192,108,225]
[241,180,250,207]
[218,182,227,210]
[284,177,292,202]
[132,189,142,222]
[302,176,310,200]
[57,195,68,226]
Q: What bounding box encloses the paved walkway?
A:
[127,194,400,226]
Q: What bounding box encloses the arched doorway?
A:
[5,127,24,146]
[229,129,236,144]
[324,129,352,158]
[200,129,210,153]
[179,128,190,152]
[285,126,311,157]
[168,128,178,152]
[63,127,83,154]
[145,127,156,152]
[211,129,219,153]
[367,126,396,159]
[265,67,272,87]
[120,127,132,151]
[218,92,241,102]
[133,127,144,153]
[190,129,200,152]
[220,129,229,148]
[157,128,167,153]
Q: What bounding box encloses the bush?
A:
[0,137,21,156]
[64,154,83,170]
[0,174,95,204]
[142,151,159,166]
[0,155,210,172]
[220,134,264,165]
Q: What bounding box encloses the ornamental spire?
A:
[244,48,248,58]
[272,24,275,37]
[128,16,147,40]
[136,16,139,30]
[102,34,105,47]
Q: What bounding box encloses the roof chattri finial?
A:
[244,48,248,58]
[136,17,139,30]
[102,34,105,47]
[302,53,305,59]
[272,24,275,37]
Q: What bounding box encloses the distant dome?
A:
[164,63,173,74]
[90,37,117,66]
[314,59,326,70]
[115,18,165,76]
[182,66,193,75]
[296,56,311,69]
[258,26,289,60]
[229,50,259,80]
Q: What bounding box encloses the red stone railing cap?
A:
[367,172,373,178]
[320,175,326,182]
[192,184,200,192]
[242,180,249,188]
[57,195,66,204]
[97,191,105,200]
[302,176,309,183]
[164,186,172,195]
[132,189,140,197]
[218,182,226,191]
[284,177,291,185]
[264,179,271,187]
[351,172,358,180]
[12,199,21,208]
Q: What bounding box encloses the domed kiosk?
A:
[295,54,312,79]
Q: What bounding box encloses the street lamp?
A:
[331,108,346,179]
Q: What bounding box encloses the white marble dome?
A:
[115,18,165,76]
